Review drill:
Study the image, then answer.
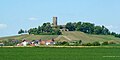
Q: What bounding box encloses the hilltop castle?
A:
[52,17,69,31]
[53,17,57,27]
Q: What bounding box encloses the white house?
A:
[21,40,28,46]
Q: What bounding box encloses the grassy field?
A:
[0,34,58,41]
[60,31,120,43]
[0,47,120,60]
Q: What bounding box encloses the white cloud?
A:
[105,25,120,33]
[105,25,114,29]
[28,17,38,21]
[0,24,7,29]
[105,25,118,29]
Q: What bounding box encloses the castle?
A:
[52,17,69,31]
[53,17,58,27]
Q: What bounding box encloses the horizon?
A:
[0,0,120,37]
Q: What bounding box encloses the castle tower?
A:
[53,17,57,26]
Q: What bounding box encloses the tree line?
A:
[65,22,110,35]
[65,22,120,38]
[18,22,62,35]
[18,21,120,38]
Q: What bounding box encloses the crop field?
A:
[0,47,120,60]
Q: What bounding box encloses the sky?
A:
[0,0,120,37]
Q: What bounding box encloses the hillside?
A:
[0,34,58,41]
[0,31,120,43]
[56,31,120,43]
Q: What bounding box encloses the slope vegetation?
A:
[0,31,120,43]
[55,31,120,43]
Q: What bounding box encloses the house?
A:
[17,40,28,46]
[17,39,55,46]
[39,40,46,45]
[45,40,55,45]
[39,39,55,45]
[0,43,4,46]
[21,40,28,46]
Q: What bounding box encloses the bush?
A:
[92,41,100,46]
[3,39,20,46]
[82,42,101,46]
[78,40,82,44]
[109,41,116,44]
[68,40,82,46]
[61,41,69,45]
[82,43,92,46]
[55,41,69,46]
[102,41,108,45]
[86,43,93,46]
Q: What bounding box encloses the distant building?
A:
[60,28,69,31]
[21,40,28,46]
[39,39,55,45]
[53,17,57,27]
[0,43,4,46]
[52,17,69,31]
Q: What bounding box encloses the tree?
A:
[94,26,102,34]
[102,41,108,45]
[101,26,110,35]
[28,28,33,34]
[28,22,62,35]
[78,40,82,44]
[80,22,94,34]
[58,25,64,29]
[28,28,38,34]
[41,22,52,33]
[75,22,82,31]
[114,34,120,38]
[111,32,116,35]
[92,41,100,46]
[18,29,24,34]
[53,29,62,35]
[37,26,41,34]
[65,22,75,31]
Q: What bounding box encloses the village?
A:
[17,39,55,46]
[0,38,56,46]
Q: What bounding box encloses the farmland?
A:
[0,47,120,60]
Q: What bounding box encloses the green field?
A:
[0,47,120,60]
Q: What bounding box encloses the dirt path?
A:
[55,35,72,41]
[62,36,71,41]
[1,46,120,48]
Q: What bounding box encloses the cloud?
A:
[105,25,118,29]
[0,24,7,29]
[105,25,114,29]
[28,17,38,21]
[105,25,120,33]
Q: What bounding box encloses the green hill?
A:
[56,31,120,43]
[0,31,120,43]
[0,34,58,41]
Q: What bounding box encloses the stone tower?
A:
[53,17,57,26]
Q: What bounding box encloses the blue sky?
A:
[0,0,120,37]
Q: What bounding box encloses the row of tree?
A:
[65,22,110,35]
[18,22,62,35]
[18,21,120,38]
[65,22,120,38]
[55,40,116,46]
